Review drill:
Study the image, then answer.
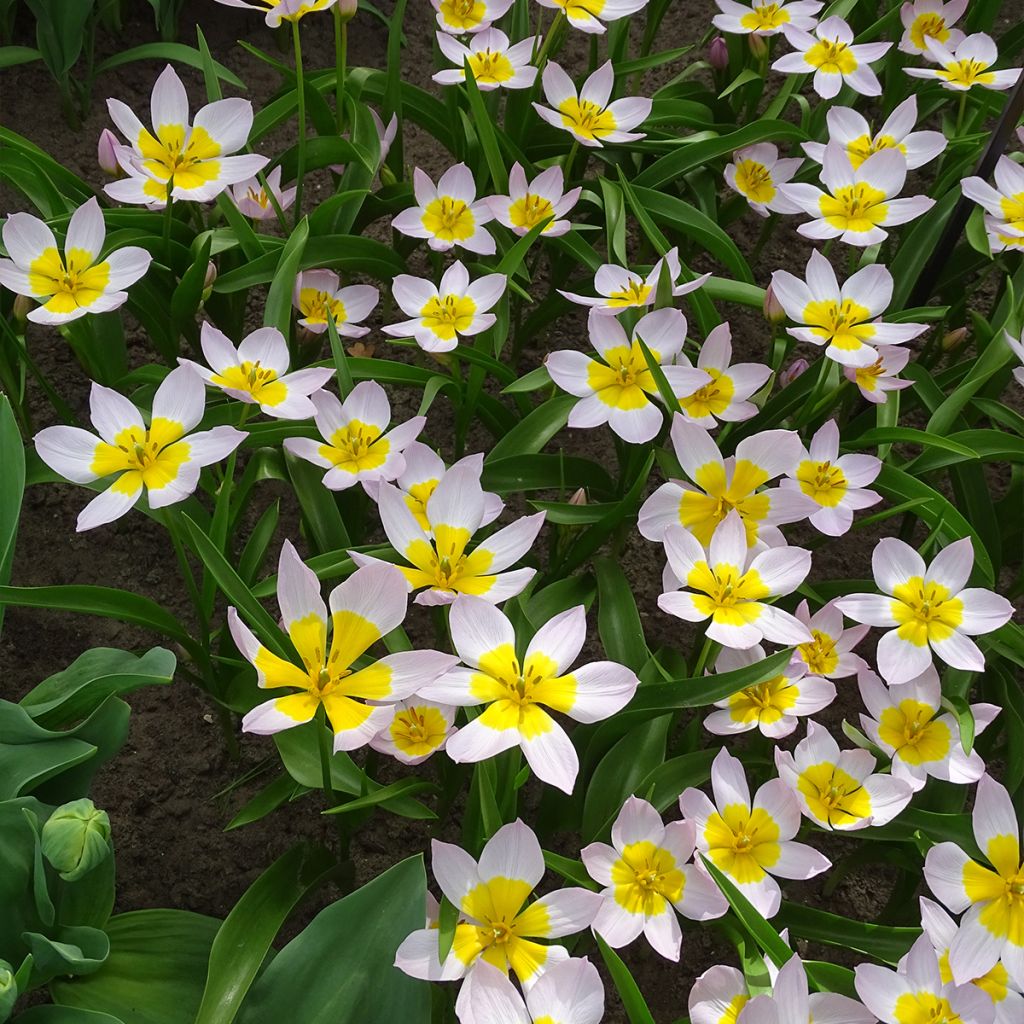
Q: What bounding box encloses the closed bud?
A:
[941,326,967,352]
[336,0,357,22]
[202,261,217,302]
[569,487,587,506]
[97,129,121,177]
[709,36,729,72]
[12,294,33,325]
[748,33,767,60]
[0,960,16,1022]
[41,799,112,882]
[763,282,785,324]
[379,162,398,187]
[780,358,810,387]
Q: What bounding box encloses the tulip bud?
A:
[763,282,785,324]
[569,487,587,506]
[0,960,16,1022]
[97,129,121,177]
[709,36,729,72]
[780,358,809,387]
[201,261,217,303]
[336,0,357,20]
[12,294,32,326]
[941,326,967,352]
[379,162,398,188]
[748,33,767,60]
[41,799,112,882]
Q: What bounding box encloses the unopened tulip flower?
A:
[672,323,773,428]
[534,61,651,148]
[857,933,998,1024]
[771,251,929,368]
[431,0,513,34]
[486,162,581,237]
[782,419,881,536]
[780,358,809,387]
[34,365,245,531]
[369,698,457,765]
[899,0,966,55]
[383,262,506,353]
[791,598,869,679]
[179,323,333,419]
[639,417,814,548]
[546,307,711,444]
[844,345,913,404]
[802,96,947,170]
[680,748,830,918]
[906,33,1022,91]
[105,64,267,207]
[961,157,1024,254]
[690,965,752,1024]
[704,644,835,739]
[559,247,709,315]
[214,0,337,24]
[360,462,545,605]
[713,0,822,36]
[232,544,456,750]
[283,381,425,491]
[780,145,935,246]
[858,666,998,792]
[916,897,1024,1024]
[432,29,538,90]
[775,720,914,830]
[0,198,151,324]
[925,775,1024,988]
[742,955,875,1024]
[763,282,786,324]
[292,269,379,337]
[394,820,600,986]
[659,511,813,650]
[538,0,648,33]
[1006,331,1024,387]
[460,959,605,1024]
[773,16,891,98]
[709,36,729,70]
[581,797,727,961]
[41,799,112,881]
[834,536,1013,684]
[230,166,296,220]
[724,144,804,217]
[97,129,121,176]
[391,163,496,254]
[418,599,638,793]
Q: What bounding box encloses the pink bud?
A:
[569,488,587,506]
[97,129,121,177]
[709,37,728,72]
[336,0,357,21]
[204,261,218,290]
[780,358,810,387]
[763,282,785,324]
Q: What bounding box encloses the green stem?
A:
[292,20,307,226]
[162,178,174,261]
[532,11,564,75]
[562,139,580,179]
[954,91,967,137]
[692,635,717,678]
[162,508,207,637]
[334,8,348,133]
[316,704,337,808]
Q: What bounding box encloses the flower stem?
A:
[292,19,307,226]
[334,6,348,133]
[162,178,174,262]
[562,139,580,179]
[954,92,967,137]
[692,635,717,678]
[532,11,564,76]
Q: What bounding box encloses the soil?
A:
[1,2,1017,1022]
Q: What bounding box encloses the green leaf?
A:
[94,43,244,87]
[194,844,333,1024]
[502,366,552,393]
[236,856,429,1024]
[462,62,507,193]
[15,1008,126,1023]
[542,850,598,891]
[595,558,648,672]
[0,395,25,635]
[595,935,655,1024]
[776,903,919,965]
[263,218,309,335]
[0,46,42,69]
[485,395,576,462]
[322,778,438,817]
[845,428,978,459]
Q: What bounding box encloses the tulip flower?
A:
[916,897,1024,1024]
[432,29,538,90]
[368,698,457,765]
[214,0,337,25]
[34,365,245,531]
[713,0,822,36]
[775,721,914,830]
[834,536,1013,684]
[639,417,814,548]
[538,0,649,33]
[743,955,875,1024]
[282,381,424,491]
[231,545,456,750]
[659,512,813,650]
[782,419,881,535]
[180,323,333,419]
[770,251,929,368]
[391,164,496,254]
[485,163,581,237]
[358,462,545,605]
[680,749,830,918]
[418,598,639,794]
[961,157,1024,255]
[383,262,506,353]
[672,323,773,428]
[292,269,379,337]
[858,666,998,793]
[779,357,809,387]
[431,0,513,34]
[780,145,935,246]
[105,65,267,207]
[857,933,997,1024]
[533,61,651,148]
[689,965,752,1024]
[906,33,1022,91]
[802,96,947,171]
[704,644,835,739]
[394,820,600,986]
[925,775,1024,988]
[724,144,804,217]
[1006,331,1024,388]
[559,247,709,315]
[0,198,151,324]
[899,0,966,55]
[791,598,869,678]
[581,797,727,961]
[546,308,712,444]
[41,799,112,882]
[844,345,913,404]
[230,166,296,220]
[459,958,605,1024]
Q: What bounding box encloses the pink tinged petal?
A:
[613,795,666,850]
[445,714,521,762]
[642,905,682,961]
[949,902,1007,986]
[394,927,467,982]
[930,630,985,673]
[237,326,290,375]
[563,662,639,723]
[753,777,800,838]
[925,537,975,595]
[707,617,767,650]
[772,840,832,879]
[526,605,586,675]
[591,896,645,948]
[756,606,815,646]
[475,512,545,573]
[89,382,145,442]
[275,539,328,637]
[876,628,935,685]
[547,351,598,398]
[192,97,254,155]
[242,694,318,735]
[711,748,752,811]
[526,889,601,938]
[675,862,728,921]
[76,478,142,531]
[34,425,103,483]
[658,590,710,623]
[525,956,605,1024]
[581,842,618,887]
[853,964,911,1023]
[972,774,1020,863]
[152,363,206,433]
[956,589,1013,635]
[150,64,189,135]
[479,819,544,890]
[431,838,483,912]
[144,459,200,509]
[736,874,783,919]
[465,273,506,313]
[884,196,936,225]
[748,546,812,597]
[861,774,914,826]
[873,536,926,593]
[199,322,240,372]
[65,197,106,261]
[833,593,899,627]
[608,402,664,444]
[455,225,497,256]
[177,426,245,467]
[460,962,531,1024]
[329,561,409,643]
[449,594,516,669]
[923,842,974,912]
[283,436,333,469]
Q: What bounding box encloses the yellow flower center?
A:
[245,185,270,208]
[893,992,963,1024]
[687,561,769,626]
[797,629,839,676]
[910,12,950,50]
[138,124,221,199]
[390,705,449,757]
[419,293,477,341]
[558,97,617,141]
[740,3,789,31]
[467,48,515,84]
[298,287,347,326]
[891,577,964,647]
[729,675,797,726]
[704,805,781,883]
[555,0,606,17]
[998,193,1024,232]
[320,419,389,475]
[611,841,684,915]
[802,297,875,351]
[509,193,556,231]
[937,59,996,88]
[28,247,111,314]
[210,360,287,405]
[855,355,886,391]
[878,700,951,765]
[820,183,889,233]
[90,418,190,492]
[679,369,735,419]
[606,279,652,308]
[796,458,848,507]
[797,762,871,827]
[846,133,902,170]
[804,38,857,74]
[734,159,776,204]
[421,196,476,242]
[438,0,486,30]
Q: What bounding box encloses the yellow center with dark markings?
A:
[28,247,110,314]
[891,577,963,646]
[422,196,476,243]
[558,97,617,141]
[820,183,889,234]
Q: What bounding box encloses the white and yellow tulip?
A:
[486,162,582,238]
[739,955,874,1024]
[538,0,649,34]
[213,0,338,26]
[844,345,913,404]
[431,0,513,34]
[906,33,1021,91]
[432,29,538,91]
[792,598,869,679]
[689,964,751,1024]
[230,166,296,221]
[725,144,805,218]
[292,269,379,337]
[368,698,458,765]
[898,0,966,55]
[961,157,1024,255]
[713,0,822,36]
[392,163,496,255]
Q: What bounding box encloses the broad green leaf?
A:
[776,903,919,965]
[485,395,576,462]
[595,935,656,1024]
[94,44,244,87]
[322,778,438,816]
[0,396,25,635]
[595,558,648,672]
[263,218,309,335]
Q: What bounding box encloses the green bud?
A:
[41,799,112,882]
[0,959,16,1022]
[379,162,398,187]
